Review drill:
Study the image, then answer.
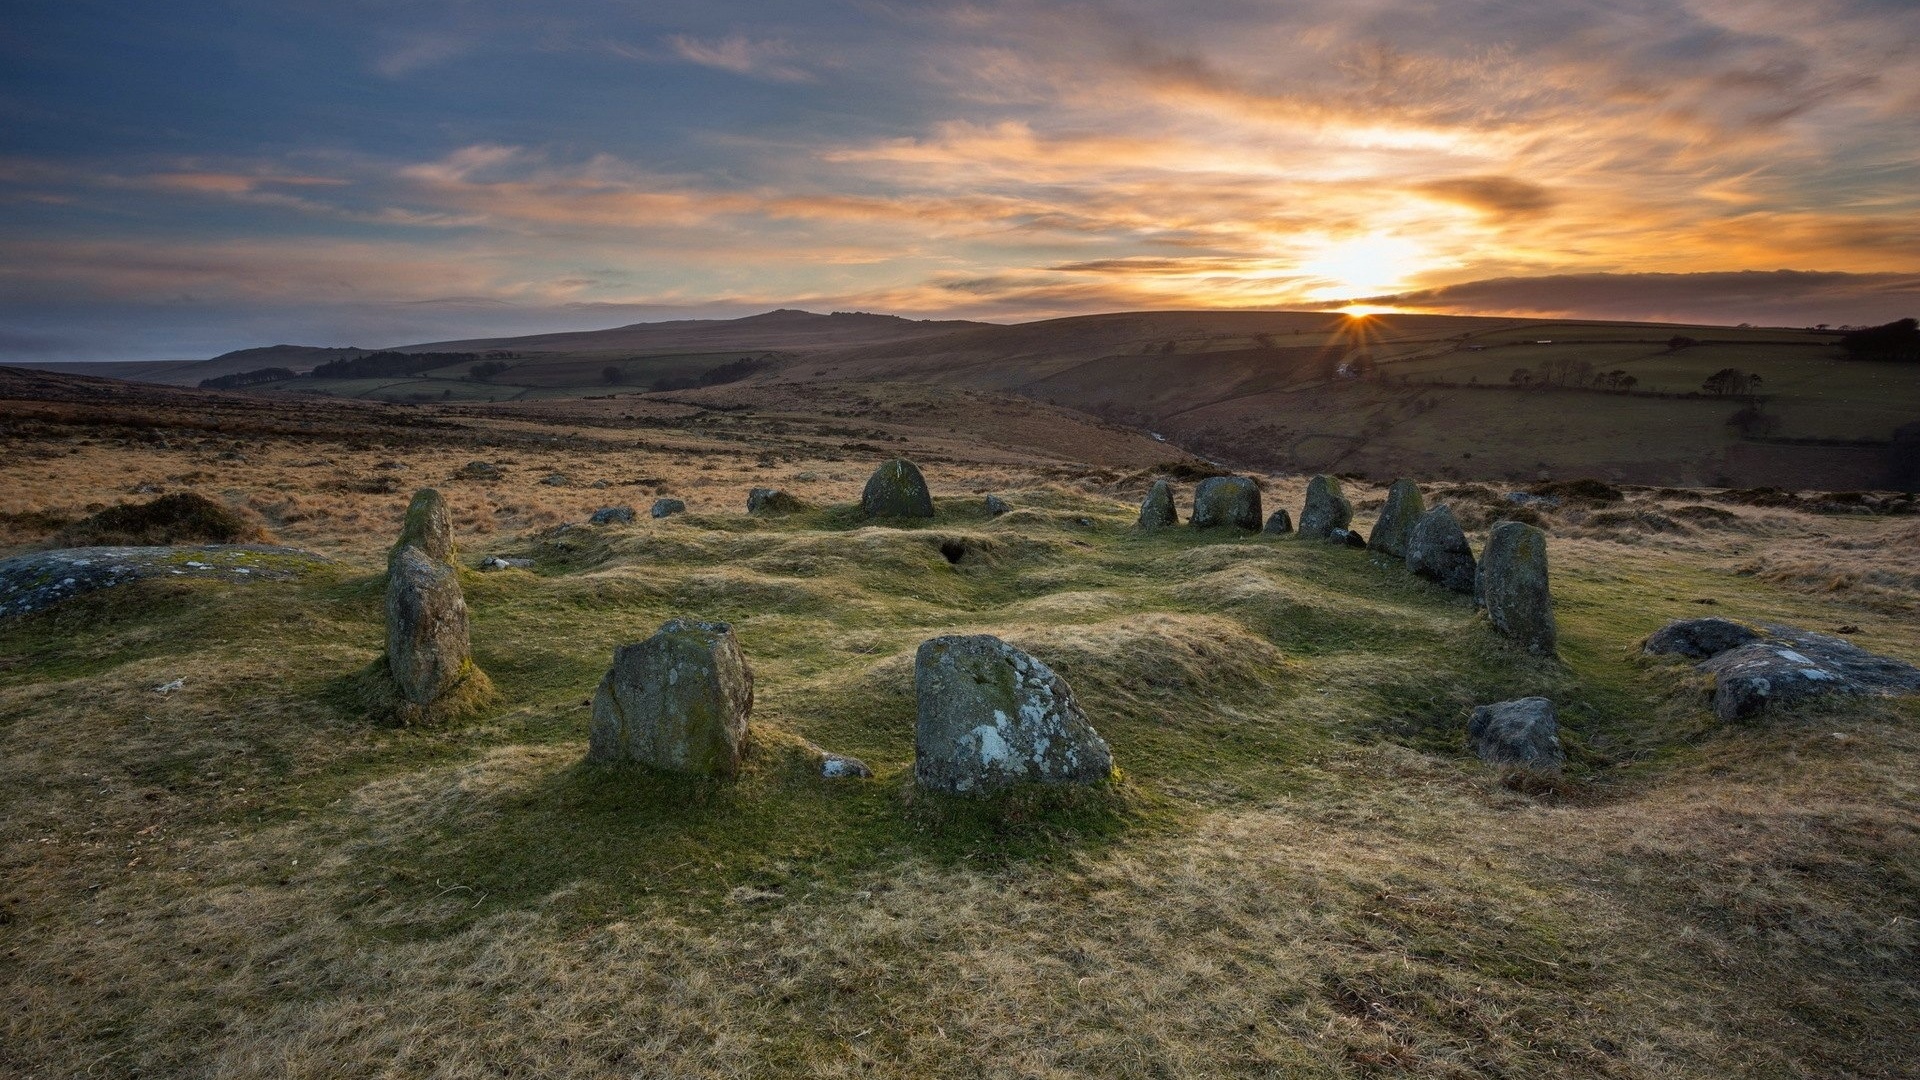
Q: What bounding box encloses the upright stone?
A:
[589,619,754,776]
[861,458,935,518]
[1190,476,1262,530]
[1137,479,1178,529]
[1467,697,1565,772]
[391,489,454,567]
[1298,475,1353,540]
[1482,521,1557,655]
[1262,508,1293,534]
[1405,505,1476,593]
[1368,479,1425,559]
[386,545,478,708]
[914,635,1114,793]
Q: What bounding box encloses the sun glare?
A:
[1296,232,1426,301]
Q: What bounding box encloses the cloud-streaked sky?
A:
[3,0,1917,359]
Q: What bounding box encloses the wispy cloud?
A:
[660,34,814,82]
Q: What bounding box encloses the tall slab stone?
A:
[1481,521,1557,655]
[1298,475,1353,540]
[1368,479,1425,559]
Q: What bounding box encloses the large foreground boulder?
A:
[1405,505,1475,593]
[391,489,454,567]
[1694,625,1920,723]
[914,635,1114,793]
[861,459,935,518]
[1298,475,1353,540]
[1642,617,1763,659]
[1467,697,1565,772]
[386,546,483,712]
[589,619,754,775]
[1138,479,1178,529]
[1368,479,1425,559]
[1190,476,1262,530]
[1481,521,1556,655]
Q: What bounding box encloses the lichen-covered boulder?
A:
[861,459,935,518]
[1262,508,1293,534]
[650,498,687,519]
[1697,626,1920,723]
[1190,476,1262,530]
[589,506,635,526]
[1467,697,1564,772]
[1298,475,1353,540]
[747,488,806,515]
[1368,479,1425,559]
[1405,505,1476,594]
[386,545,479,707]
[588,619,754,776]
[390,489,454,567]
[1481,521,1556,655]
[913,635,1113,794]
[1138,479,1178,529]
[1642,617,1761,659]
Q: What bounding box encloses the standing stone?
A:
[1190,476,1262,530]
[391,489,454,567]
[1467,697,1565,772]
[1405,505,1476,594]
[651,498,687,519]
[588,619,754,776]
[747,488,806,514]
[1482,521,1557,655]
[1263,508,1293,534]
[861,459,935,518]
[914,635,1114,793]
[984,495,1012,516]
[1138,479,1179,529]
[1298,475,1354,540]
[386,546,478,708]
[1368,479,1425,559]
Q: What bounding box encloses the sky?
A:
[3,0,1919,361]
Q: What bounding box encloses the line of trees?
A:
[309,351,482,379]
[1506,358,1638,390]
[1839,318,1919,362]
[198,367,295,390]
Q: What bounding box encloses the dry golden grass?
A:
[2,371,1917,1078]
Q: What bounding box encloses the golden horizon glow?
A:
[1294,232,1430,301]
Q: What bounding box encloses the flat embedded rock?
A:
[1298,475,1353,540]
[1190,476,1262,530]
[589,619,754,775]
[1642,617,1763,659]
[589,506,636,526]
[747,488,807,515]
[1467,697,1565,772]
[0,545,330,618]
[1698,625,1920,722]
[650,498,687,518]
[914,634,1113,794]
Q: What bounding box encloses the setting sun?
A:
[1295,231,1428,300]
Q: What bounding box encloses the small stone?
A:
[1481,521,1557,656]
[456,461,499,480]
[1367,479,1425,559]
[387,546,479,708]
[1331,527,1367,549]
[819,752,873,779]
[984,495,1012,516]
[1405,505,1476,594]
[588,619,754,776]
[589,506,636,526]
[861,459,935,518]
[1467,697,1564,772]
[651,498,687,518]
[1138,479,1179,529]
[540,473,570,487]
[747,488,806,514]
[1298,475,1353,540]
[1262,508,1293,534]
[1190,476,1262,530]
[913,635,1114,794]
[1642,617,1762,659]
[1505,491,1561,509]
[590,479,610,489]
[390,489,455,568]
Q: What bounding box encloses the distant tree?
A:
[1727,405,1779,438]
[199,367,294,390]
[1702,368,1760,397]
[1509,367,1535,387]
[1839,317,1920,362]
[602,365,625,385]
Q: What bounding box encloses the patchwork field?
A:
[2,368,1917,1078]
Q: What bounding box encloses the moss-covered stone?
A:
[1137,479,1178,529]
[913,634,1113,794]
[747,488,808,515]
[860,459,935,519]
[588,619,754,776]
[1189,476,1261,530]
[1405,504,1475,593]
[1297,475,1352,540]
[390,488,454,568]
[1367,479,1425,559]
[1481,520,1556,656]
[385,545,486,718]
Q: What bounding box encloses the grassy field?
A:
[2,373,1918,1077]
